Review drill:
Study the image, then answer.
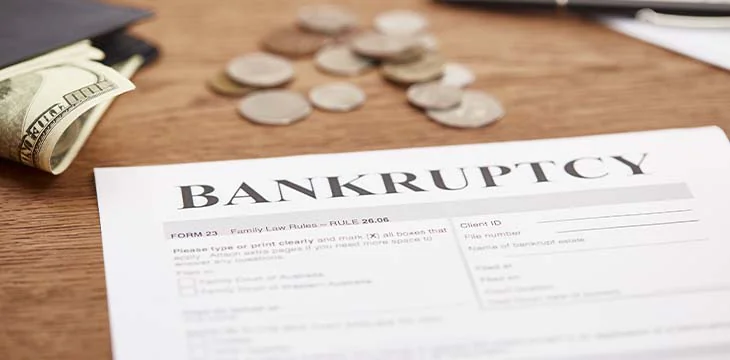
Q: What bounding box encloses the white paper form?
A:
[599,16,730,72]
[95,127,730,360]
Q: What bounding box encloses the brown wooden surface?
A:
[1,0,729,358]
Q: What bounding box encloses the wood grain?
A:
[1,0,728,358]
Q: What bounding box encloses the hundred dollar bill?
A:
[51,55,144,173]
[0,59,135,174]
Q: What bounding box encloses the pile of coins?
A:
[207,6,505,128]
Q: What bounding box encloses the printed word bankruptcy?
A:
[179,153,648,209]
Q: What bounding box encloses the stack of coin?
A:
[207,5,505,129]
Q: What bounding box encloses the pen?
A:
[436,0,730,16]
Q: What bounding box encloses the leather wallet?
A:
[0,0,155,68]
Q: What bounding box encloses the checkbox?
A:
[178,278,196,287]
[179,286,198,297]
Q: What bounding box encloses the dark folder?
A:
[0,0,156,69]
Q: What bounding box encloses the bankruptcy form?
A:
[94,126,730,360]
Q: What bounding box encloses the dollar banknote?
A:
[0,56,135,174]
[49,55,143,173]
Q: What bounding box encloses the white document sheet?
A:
[600,16,730,72]
[95,127,730,360]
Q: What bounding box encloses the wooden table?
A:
[1,0,728,358]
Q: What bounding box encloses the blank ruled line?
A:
[482,281,729,311]
[509,238,709,258]
[556,219,699,234]
[538,209,693,224]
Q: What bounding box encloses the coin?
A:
[297,5,357,35]
[440,62,475,88]
[226,52,294,88]
[374,10,428,36]
[426,90,505,128]
[387,45,426,64]
[262,27,332,58]
[415,34,439,52]
[315,45,375,76]
[350,32,420,61]
[381,52,445,84]
[333,28,361,45]
[381,34,438,63]
[238,90,312,126]
[207,71,255,97]
[309,82,366,112]
[407,82,462,110]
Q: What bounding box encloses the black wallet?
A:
[0,0,158,69]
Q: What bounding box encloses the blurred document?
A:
[95,127,730,360]
[600,16,730,71]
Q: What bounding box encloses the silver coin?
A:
[381,52,445,84]
[426,90,505,128]
[440,62,475,88]
[415,33,439,52]
[238,90,312,126]
[297,5,357,35]
[226,52,294,88]
[315,45,375,76]
[350,32,419,61]
[309,82,366,112]
[407,82,463,110]
[374,10,428,36]
[386,45,426,64]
